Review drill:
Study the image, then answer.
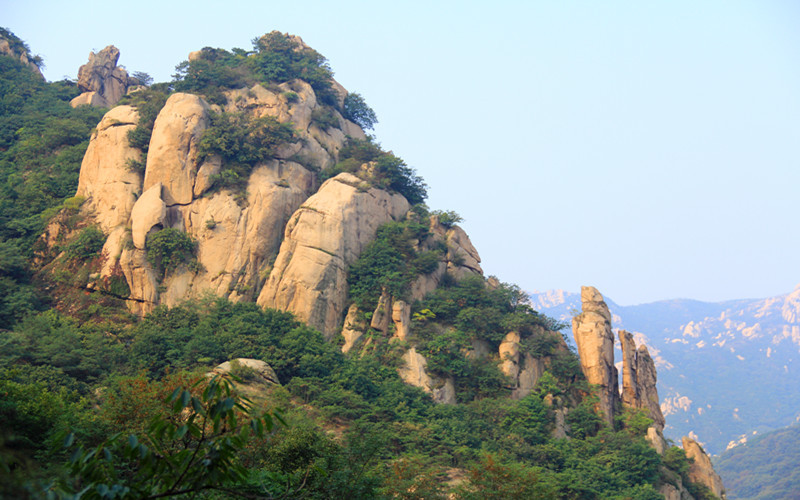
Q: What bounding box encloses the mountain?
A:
[714,423,800,499]
[0,28,728,498]
[530,286,800,455]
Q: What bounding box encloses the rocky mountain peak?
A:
[71,45,136,108]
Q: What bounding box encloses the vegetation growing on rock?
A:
[0,28,725,499]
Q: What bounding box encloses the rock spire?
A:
[572,286,619,426]
[71,45,135,108]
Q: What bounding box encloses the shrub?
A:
[343,92,378,130]
[311,106,340,130]
[432,209,463,229]
[199,113,294,164]
[145,228,197,278]
[120,88,170,153]
[64,226,105,261]
[250,31,337,106]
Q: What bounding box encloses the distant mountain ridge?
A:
[529,284,800,455]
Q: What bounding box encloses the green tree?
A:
[54,374,283,499]
[343,92,378,130]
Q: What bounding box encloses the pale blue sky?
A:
[5,0,799,304]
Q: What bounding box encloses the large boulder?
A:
[257,173,409,337]
[143,93,211,205]
[572,286,619,426]
[71,45,132,108]
[683,437,727,498]
[76,105,143,232]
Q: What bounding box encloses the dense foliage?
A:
[0,29,718,499]
[322,137,428,204]
[0,49,105,327]
[145,228,198,279]
[348,215,441,312]
[172,31,337,106]
[1,298,697,498]
[196,111,295,192]
[714,424,800,499]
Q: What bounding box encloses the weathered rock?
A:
[143,93,211,205]
[445,226,483,278]
[130,183,166,249]
[391,300,411,341]
[647,426,667,455]
[193,155,222,197]
[370,290,392,333]
[257,173,409,337]
[341,304,366,353]
[399,348,435,393]
[499,332,521,380]
[619,330,666,431]
[553,408,570,439]
[398,348,456,404]
[71,46,132,107]
[212,358,280,385]
[515,353,545,400]
[221,81,365,172]
[433,378,456,405]
[76,105,142,233]
[119,246,159,316]
[683,437,727,499]
[0,33,43,78]
[572,286,619,426]
[159,160,315,307]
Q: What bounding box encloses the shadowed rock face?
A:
[572,286,619,426]
[619,329,665,431]
[683,437,727,499]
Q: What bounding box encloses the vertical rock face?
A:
[257,173,409,337]
[69,71,366,315]
[71,46,134,108]
[619,330,666,431]
[572,286,619,426]
[682,437,727,499]
[76,105,142,233]
[143,93,211,206]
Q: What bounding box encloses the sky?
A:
[4,0,799,305]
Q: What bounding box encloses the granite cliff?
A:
[24,31,730,497]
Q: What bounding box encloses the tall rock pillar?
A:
[572,286,619,426]
[619,330,666,431]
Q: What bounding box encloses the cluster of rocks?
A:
[573,286,726,499]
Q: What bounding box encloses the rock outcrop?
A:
[620,329,666,430]
[398,348,456,404]
[572,286,619,426]
[257,173,409,337]
[212,358,280,386]
[143,93,211,205]
[71,45,135,108]
[683,437,727,499]
[499,331,546,399]
[0,30,43,78]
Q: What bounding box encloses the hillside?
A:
[529,286,800,455]
[0,28,727,499]
[714,424,800,499]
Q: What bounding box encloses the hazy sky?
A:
[5,0,799,304]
